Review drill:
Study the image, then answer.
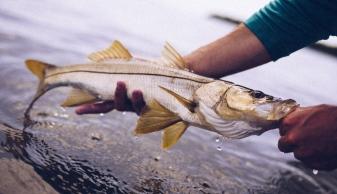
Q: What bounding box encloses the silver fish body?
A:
[44,60,213,124]
[24,41,298,148]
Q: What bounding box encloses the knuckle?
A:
[115,104,126,111]
[278,137,296,153]
[280,117,294,129]
[279,125,289,136]
[286,132,299,144]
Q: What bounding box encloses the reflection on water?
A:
[0,0,336,193]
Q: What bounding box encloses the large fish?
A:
[24,40,298,149]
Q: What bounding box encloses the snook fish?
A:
[24,40,298,149]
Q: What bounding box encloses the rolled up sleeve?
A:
[244,0,337,61]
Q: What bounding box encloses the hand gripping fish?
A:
[24,40,298,149]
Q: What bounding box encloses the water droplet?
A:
[99,113,105,117]
[216,146,222,151]
[122,112,126,115]
[91,133,103,141]
[215,137,220,143]
[53,112,59,117]
[60,114,69,118]
[154,156,161,161]
[313,169,318,175]
[48,121,56,129]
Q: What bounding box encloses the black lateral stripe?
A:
[46,70,212,84]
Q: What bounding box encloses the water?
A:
[0,0,337,193]
[313,170,319,175]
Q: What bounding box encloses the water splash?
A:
[99,113,105,117]
[312,169,318,175]
[215,136,223,151]
[59,113,69,118]
[60,107,67,112]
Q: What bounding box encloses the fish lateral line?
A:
[45,70,213,84]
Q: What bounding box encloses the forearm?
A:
[184,24,271,78]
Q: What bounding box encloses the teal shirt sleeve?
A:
[244,0,337,61]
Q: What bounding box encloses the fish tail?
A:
[25,59,56,84]
[25,59,57,98]
[24,59,57,129]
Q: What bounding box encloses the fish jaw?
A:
[266,99,298,120]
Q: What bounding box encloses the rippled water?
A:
[0,0,337,193]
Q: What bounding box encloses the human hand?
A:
[278,104,337,170]
[75,81,146,115]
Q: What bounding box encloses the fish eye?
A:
[250,90,265,99]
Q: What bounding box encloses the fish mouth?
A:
[269,99,298,120]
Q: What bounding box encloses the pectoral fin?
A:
[134,100,181,134]
[61,89,97,107]
[159,86,196,112]
[162,121,188,149]
[88,40,132,62]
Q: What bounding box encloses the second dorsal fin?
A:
[161,42,188,70]
[88,40,132,62]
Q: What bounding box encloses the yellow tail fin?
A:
[25,59,56,81]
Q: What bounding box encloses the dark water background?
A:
[0,0,337,193]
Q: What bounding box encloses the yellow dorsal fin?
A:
[159,86,196,113]
[88,40,132,62]
[61,89,97,107]
[25,59,56,81]
[161,42,188,70]
[134,100,181,135]
[161,121,188,149]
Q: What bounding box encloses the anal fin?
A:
[162,121,188,149]
[61,89,97,107]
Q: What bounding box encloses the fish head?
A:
[194,81,298,138]
[218,85,298,122]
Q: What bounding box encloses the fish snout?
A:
[271,99,298,120]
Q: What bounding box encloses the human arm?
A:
[184,24,271,78]
[186,0,337,77]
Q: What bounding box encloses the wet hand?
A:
[75,82,146,115]
[278,105,337,170]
